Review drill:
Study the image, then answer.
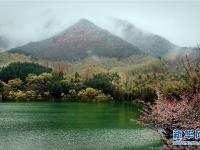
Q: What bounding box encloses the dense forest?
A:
[0,54,198,103]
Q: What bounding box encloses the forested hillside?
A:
[0,52,32,67]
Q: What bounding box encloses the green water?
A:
[0,102,160,150]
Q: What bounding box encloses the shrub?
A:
[159,80,190,99]
[77,87,111,102]
[7,78,23,91]
[95,93,112,102]
[25,90,37,100]
[85,88,99,99]
[68,89,77,99]
[77,88,98,101]
[131,84,157,102]
[6,90,37,101]
[7,90,26,101]
[188,71,200,92]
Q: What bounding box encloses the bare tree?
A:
[182,44,200,92]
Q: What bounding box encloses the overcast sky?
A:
[0,0,200,47]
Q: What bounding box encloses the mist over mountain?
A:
[0,36,9,51]
[112,19,178,57]
[9,19,142,61]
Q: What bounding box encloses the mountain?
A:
[0,36,9,51]
[9,19,142,61]
[112,19,178,57]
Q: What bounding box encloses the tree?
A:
[62,73,85,94]
[182,45,200,92]
[3,78,24,100]
[0,81,4,100]
[0,62,52,82]
[25,73,53,95]
[48,73,64,98]
[85,73,117,94]
[139,89,200,149]
[7,78,23,91]
[0,81,4,93]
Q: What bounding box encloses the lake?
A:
[0,102,161,150]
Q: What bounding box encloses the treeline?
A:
[0,61,196,102]
[0,62,118,101]
[0,62,52,82]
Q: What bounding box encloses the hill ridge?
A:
[9,19,143,61]
[112,18,178,57]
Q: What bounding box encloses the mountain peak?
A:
[77,18,93,24]
[68,19,99,32]
[9,19,142,61]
